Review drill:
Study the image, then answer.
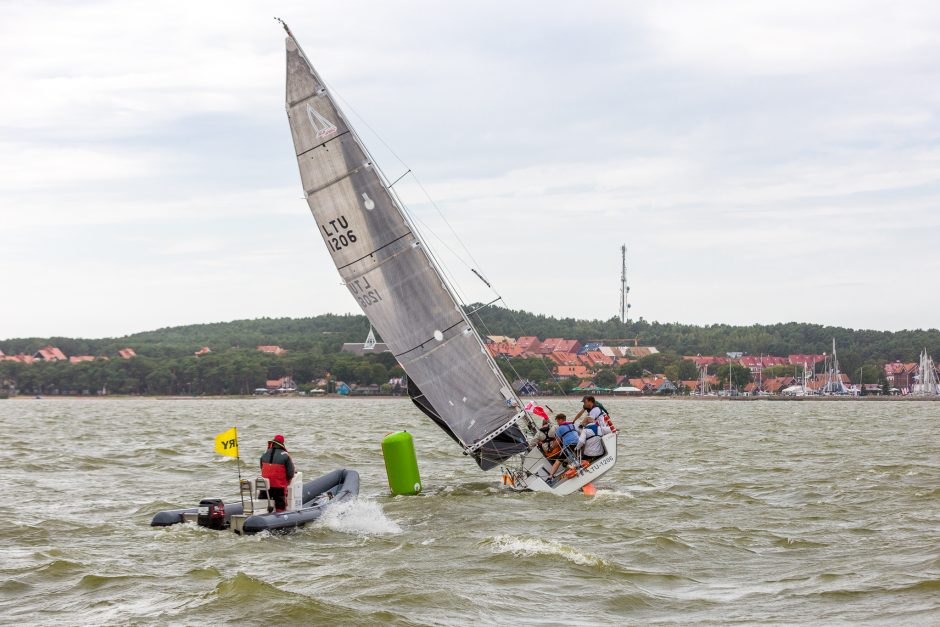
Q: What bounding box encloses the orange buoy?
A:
[582,482,597,496]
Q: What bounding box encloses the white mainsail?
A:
[281,24,528,469]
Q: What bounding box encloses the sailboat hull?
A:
[507,432,618,496]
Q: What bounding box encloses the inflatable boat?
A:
[151,468,359,535]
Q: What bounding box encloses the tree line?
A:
[1,307,934,395]
[0,348,401,397]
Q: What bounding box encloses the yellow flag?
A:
[214,427,239,457]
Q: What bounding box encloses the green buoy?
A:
[381,431,422,495]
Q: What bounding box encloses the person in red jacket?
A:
[259,434,295,512]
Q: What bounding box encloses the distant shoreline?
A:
[4,394,938,402]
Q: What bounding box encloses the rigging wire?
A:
[325,84,497,289]
[316,78,476,307]
[319,73,567,414]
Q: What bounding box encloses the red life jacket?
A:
[261,448,291,488]
[261,462,288,488]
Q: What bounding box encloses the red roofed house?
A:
[485,335,515,345]
[486,340,518,358]
[194,347,211,357]
[555,364,593,379]
[581,350,614,368]
[760,377,797,395]
[538,338,582,355]
[554,339,582,355]
[1,354,35,364]
[884,361,917,390]
[546,352,578,366]
[257,345,287,356]
[683,355,730,367]
[806,373,851,393]
[33,346,66,362]
[265,376,296,392]
[69,356,97,364]
[738,355,790,374]
[515,336,542,355]
[118,348,136,359]
[627,378,653,393]
[788,354,826,366]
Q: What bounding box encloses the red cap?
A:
[273,434,285,444]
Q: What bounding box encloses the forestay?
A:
[282,28,527,469]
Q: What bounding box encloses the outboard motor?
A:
[197,498,226,530]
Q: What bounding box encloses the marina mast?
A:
[913,348,940,395]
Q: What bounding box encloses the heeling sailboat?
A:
[279,21,617,494]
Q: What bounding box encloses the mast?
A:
[915,348,939,395]
[758,353,762,393]
[279,20,530,466]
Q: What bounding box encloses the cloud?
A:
[2,0,940,338]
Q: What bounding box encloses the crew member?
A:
[574,395,612,432]
[577,424,606,462]
[548,413,579,481]
[259,434,295,512]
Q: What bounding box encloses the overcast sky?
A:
[2,0,939,340]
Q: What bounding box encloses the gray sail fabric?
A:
[284,35,520,450]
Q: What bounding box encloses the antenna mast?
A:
[619,244,631,323]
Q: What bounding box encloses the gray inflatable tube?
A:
[151,468,359,534]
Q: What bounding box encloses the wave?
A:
[0,579,30,594]
[176,572,421,625]
[647,534,695,550]
[426,482,502,497]
[770,536,828,549]
[811,578,940,599]
[34,559,84,578]
[77,572,158,590]
[184,566,222,579]
[483,534,610,568]
[591,488,635,500]
[316,498,402,536]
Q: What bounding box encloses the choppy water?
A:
[1,398,938,625]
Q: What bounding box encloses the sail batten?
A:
[284,33,527,468]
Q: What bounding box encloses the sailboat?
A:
[819,338,849,395]
[279,21,617,495]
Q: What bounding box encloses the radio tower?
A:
[619,244,631,323]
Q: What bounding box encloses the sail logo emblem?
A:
[306,104,338,139]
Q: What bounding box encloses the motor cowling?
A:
[197,498,226,530]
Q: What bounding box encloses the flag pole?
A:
[235,426,244,508]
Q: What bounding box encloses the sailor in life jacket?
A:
[259,434,295,512]
[577,424,606,461]
[575,395,615,433]
[548,414,580,480]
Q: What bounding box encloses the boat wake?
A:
[316,498,402,536]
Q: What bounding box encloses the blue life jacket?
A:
[556,422,579,447]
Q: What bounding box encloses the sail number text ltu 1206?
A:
[321,215,357,252]
[348,276,384,309]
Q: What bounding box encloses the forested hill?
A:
[2,306,938,363]
[0,314,371,358]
